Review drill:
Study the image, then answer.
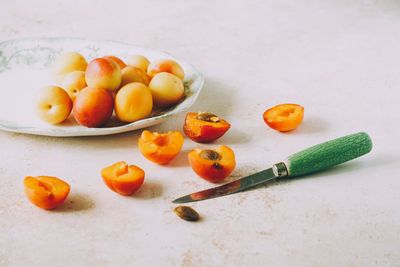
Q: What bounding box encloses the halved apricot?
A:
[101,161,145,196]
[183,112,231,143]
[138,130,184,165]
[24,176,70,210]
[263,104,304,132]
[188,145,236,183]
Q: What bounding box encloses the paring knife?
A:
[173,132,372,203]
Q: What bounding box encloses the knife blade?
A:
[173,163,286,203]
[172,132,372,203]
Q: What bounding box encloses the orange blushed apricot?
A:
[85,58,121,91]
[188,145,236,183]
[183,112,230,143]
[103,55,127,69]
[24,176,70,210]
[101,161,145,196]
[138,130,184,165]
[263,104,304,132]
[147,59,185,80]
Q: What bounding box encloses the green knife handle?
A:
[286,132,372,177]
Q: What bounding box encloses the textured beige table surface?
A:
[1,1,399,266]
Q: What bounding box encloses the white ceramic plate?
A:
[0,38,204,137]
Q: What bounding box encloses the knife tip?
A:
[172,195,194,204]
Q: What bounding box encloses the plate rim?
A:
[0,37,205,137]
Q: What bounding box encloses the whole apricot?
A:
[53,51,87,83]
[115,83,153,123]
[73,87,114,127]
[61,71,87,101]
[126,55,150,72]
[37,86,73,124]
[148,72,184,108]
[147,59,184,80]
[121,66,150,87]
[103,55,127,69]
[85,58,121,91]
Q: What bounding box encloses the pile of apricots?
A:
[27,80,305,210]
[37,52,186,127]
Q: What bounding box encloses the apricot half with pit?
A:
[183,112,231,143]
[188,146,236,183]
